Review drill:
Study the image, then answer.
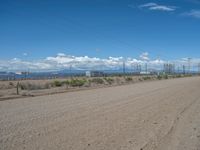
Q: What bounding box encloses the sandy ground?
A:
[0,77,200,150]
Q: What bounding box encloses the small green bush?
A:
[125,77,133,82]
[157,75,162,80]
[184,74,192,77]
[142,76,151,80]
[163,75,168,79]
[54,80,63,87]
[62,80,70,85]
[175,74,182,78]
[104,77,114,84]
[9,82,14,86]
[139,78,143,81]
[69,79,87,87]
[20,82,48,90]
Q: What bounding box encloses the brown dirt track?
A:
[1,77,200,150]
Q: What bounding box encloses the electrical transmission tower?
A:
[69,64,72,79]
[123,60,125,75]
[198,63,200,74]
[188,58,191,74]
[145,63,148,74]
[183,65,186,74]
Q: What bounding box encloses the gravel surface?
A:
[1,77,200,150]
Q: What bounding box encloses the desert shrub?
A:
[163,74,168,79]
[62,80,70,85]
[9,82,14,86]
[142,76,151,80]
[138,78,143,81]
[20,83,30,90]
[20,82,47,90]
[125,77,133,82]
[69,79,87,87]
[175,74,182,78]
[104,77,114,84]
[51,79,87,87]
[53,80,63,87]
[184,74,192,77]
[157,75,162,80]
[90,78,104,84]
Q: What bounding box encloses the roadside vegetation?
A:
[104,77,114,84]
[125,77,133,82]
[0,74,197,98]
[52,79,88,87]
[17,74,194,91]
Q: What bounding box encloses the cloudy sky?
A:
[0,0,200,71]
[0,52,200,72]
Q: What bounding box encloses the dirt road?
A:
[1,77,200,150]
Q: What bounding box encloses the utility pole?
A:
[145,63,148,74]
[132,63,135,75]
[172,64,175,74]
[69,64,72,79]
[17,82,20,95]
[136,63,139,74]
[183,65,186,74]
[177,66,180,74]
[188,58,191,74]
[198,63,200,74]
[139,64,141,73]
[123,60,125,75]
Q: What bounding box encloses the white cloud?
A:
[57,53,66,57]
[2,53,200,72]
[139,2,177,12]
[182,10,200,19]
[140,52,149,61]
[149,6,175,11]
[0,53,168,72]
[139,3,157,8]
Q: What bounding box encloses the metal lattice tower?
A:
[145,63,148,74]
[123,60,125,75]
[183,65,186,74]
[198,63,200,74]
[188,58,191,74]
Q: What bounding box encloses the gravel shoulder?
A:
[1,77,200,150]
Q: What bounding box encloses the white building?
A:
[85,71,104,77]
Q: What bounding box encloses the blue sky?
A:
[0,0,200,71]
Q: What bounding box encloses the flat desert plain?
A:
[1,77,200,150]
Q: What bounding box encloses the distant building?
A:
[140,71,151,75]
[86,71,104,77]
[15,72,22,75]
[15,71,30,75]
